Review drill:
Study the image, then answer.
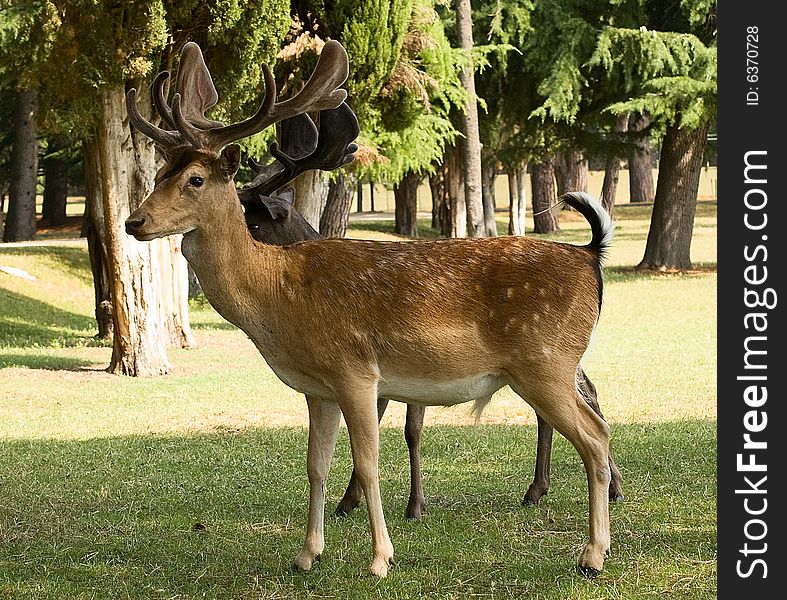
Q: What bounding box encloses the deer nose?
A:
[125,215,146,235]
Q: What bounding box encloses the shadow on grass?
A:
[0,353,98,371]
[605,263,717,283]
[0,245,93,286]
[0,420,716,599]
[0,289,97,348]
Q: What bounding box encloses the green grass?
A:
[0,422,715,599]
[0,202,717,598]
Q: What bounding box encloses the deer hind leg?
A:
[509,374,612,576]
[522,413,553,505]
[338,383,394,577]
[404,403,427,520]
[293,395,341,572]
[335,397,390,516]
[576,368,624,502]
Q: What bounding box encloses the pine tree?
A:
[524,0,716,267]
[293,0,462,238]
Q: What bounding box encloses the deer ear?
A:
[273,187,295,205]
[260,195,291,221]
[219,144,242,181]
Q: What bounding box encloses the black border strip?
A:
[718,4,785,596]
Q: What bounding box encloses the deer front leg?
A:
[335,397,390,516]
[404,403,427,520]
[339,385,394,577]
[293,395,341,572]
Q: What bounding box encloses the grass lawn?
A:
[0,201,717,599]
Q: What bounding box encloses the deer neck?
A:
[180,193,281,329]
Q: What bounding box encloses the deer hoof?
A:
[405,497,426,521]
[578,564,600,579]
[292,551,320,572]
[522,486,547,506]
[370,555,394,578]
[578,542,607,577]
[334,498,361,517]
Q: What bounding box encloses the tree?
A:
[286,1,412,230]
[1,4,40,243]
[393,169,420,237]
[599,113,629,214]
[41,136,71,227]
[627,112,654,203]
[531,157,559,233]
[29,0,291,374]
[638,118,709,269]
[522,0,716,267]
[469,0,539,236]
[593,3,717,269]
[454,0,485,238]
[320,172,356,237]
[2,88,38,242]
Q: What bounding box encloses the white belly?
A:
[378,373,505,406]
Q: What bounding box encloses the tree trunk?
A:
[81,139,113,340]
[320,172,356,238]
[42,137,70,227]
[291,170,326,230]
[0,193,5,240]
[455,0,485,238]
[507,161,527,236]
[637,120,710,271]
[429,168,451,236]
[531,157,559,234]
[554,148,588,197]
[601,158,620,216]
[481,160,498,236]
[93,84,195,376]
[157,234,197,349]
[628,113,655,203]
[445,144,467,238]
[394,170,420,238]
[3,88,38,242]
[369,181,375,212]
[600,114,629,215]
[430,170,441,230]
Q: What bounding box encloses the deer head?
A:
[125,40,350,240]
[238,100,360,230]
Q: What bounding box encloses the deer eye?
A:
[188,176,204,187]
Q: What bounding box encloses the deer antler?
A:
[127,40,350,154]
[238,101,360,203]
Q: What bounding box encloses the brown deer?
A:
[238,108,623,519]
[125,40,615,577]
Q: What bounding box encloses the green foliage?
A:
[526,0,716,132]
[313,0,412,124]
[302,0,464,181]
[164,1,291,124]
[591,27,716,131]
[465,0,537,166]
[11,1,290,140]
[463,0,717,168]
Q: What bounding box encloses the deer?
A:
[238,106,624,519]
[125,40,615,578]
